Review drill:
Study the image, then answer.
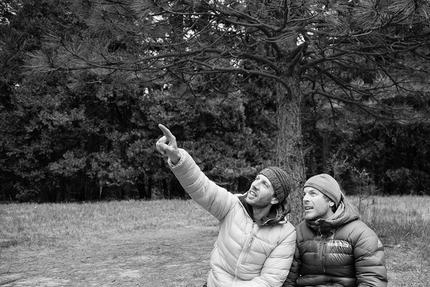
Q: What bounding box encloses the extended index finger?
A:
[158,124,174,139]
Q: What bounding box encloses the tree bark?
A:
[276,77,305,225]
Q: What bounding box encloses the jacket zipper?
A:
[317,227,326,273]
[233,221,255,285]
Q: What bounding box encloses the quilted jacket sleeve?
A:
[169,148,237,221]
[353,222,388,287]
[234,225,297,287]
[282,244,301,287]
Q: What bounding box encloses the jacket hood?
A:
[237,192,290,226]
[306,197,360,233]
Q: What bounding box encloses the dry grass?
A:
[0,196,429,286]
[0,200,217,249]
[350,195,430,287]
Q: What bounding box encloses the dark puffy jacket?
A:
[284,200,387,287]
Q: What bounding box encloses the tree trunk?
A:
[322,135,330,173]
[276,78,305,225]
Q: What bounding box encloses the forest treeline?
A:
[1,0,429,203]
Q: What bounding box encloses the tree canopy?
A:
[0,0,429,219]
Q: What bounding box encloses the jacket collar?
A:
[306,198,360,232]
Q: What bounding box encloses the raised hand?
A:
[156,124,181,164]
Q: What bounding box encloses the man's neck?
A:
[252,205,272,225]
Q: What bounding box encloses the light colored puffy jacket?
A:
[169,149,296,287]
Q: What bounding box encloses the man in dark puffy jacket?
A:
[283,174,388,287]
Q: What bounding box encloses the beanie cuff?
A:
[304,182,338,204]
[258,167,290,203]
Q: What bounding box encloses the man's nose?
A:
[251,180,260,189]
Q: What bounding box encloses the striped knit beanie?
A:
[304,173,343,206]
[258,167,291,203]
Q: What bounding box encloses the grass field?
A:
[1,196,429,286]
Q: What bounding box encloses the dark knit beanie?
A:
[258,167,291,203]
[304,174,342,206]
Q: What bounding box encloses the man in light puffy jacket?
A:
[283,174,388,287]
[156,124,296,287]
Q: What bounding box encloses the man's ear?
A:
[329,202,334,207]
[271,197,279,205]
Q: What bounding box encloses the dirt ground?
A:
[0,226,215,287]
[1,226,428,287]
